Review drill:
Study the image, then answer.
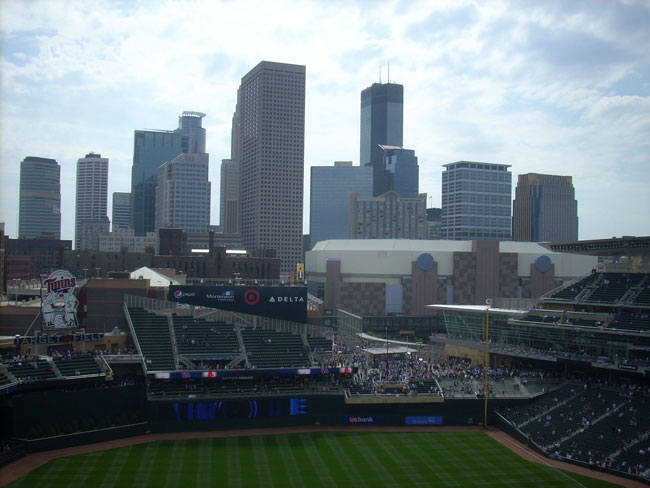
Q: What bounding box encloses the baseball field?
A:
[4,431,621,487]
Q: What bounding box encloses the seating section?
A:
[5,359,56,382]
[585,273,644,304]
[633,285,650,305]
[0,371,12,387]
[308,336,333,354]
[53,354,102,377]
[241,329,310,369]
[127,308,176,371]
[173,316,240,361]
[610,310,650,333]
[549,274,600,301]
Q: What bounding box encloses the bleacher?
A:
[307,336,333,354]
[633,284,650,306]
[558,392,649,465]
[173,316,240,362]
[548,274,600,301]
[585,273,645,304]
[241,328,310,369]
[0,371,12,387]
[610,310,650,333]
[127,307,176,371]
[5,359,57,382]
[53,354,102,377]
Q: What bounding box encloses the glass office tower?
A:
[310,162,373,248]
[19,156,61,239]
[441,161,512,241]
[513,173,578,242]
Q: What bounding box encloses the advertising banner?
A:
[405,416,443,425]
[344,416,379,425]
[168,285,307,323]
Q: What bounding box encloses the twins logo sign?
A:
[168,285,307,323]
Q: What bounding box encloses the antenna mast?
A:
[388,61,390,83]
[379,65,382,83]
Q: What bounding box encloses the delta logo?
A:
[268,296,305,303]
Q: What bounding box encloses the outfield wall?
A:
[146,394,502,432]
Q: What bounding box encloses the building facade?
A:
[441,161,512,241]
[380,145,419,198]
[236,61,305,275]
[512,173,578,242]
[130,112,206,236]
[306,239,597,316]
[75,153,109,250]
[350,191,427,240]
[97,227,157,253]
[112,192,130,230]
[4,237,72,279]
[155,153,210,233]
[19,157,61,239]
[309,162,373,249]
[220,159,239,234]
[360,82,404,195]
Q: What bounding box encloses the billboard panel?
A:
[168,285,307,323]
[42,270,79,329]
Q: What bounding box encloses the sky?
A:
[1,0,649,243]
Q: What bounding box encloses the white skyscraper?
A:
[75,153,109,250]
[155,153,211,233]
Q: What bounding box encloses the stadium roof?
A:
[541,236,650,256]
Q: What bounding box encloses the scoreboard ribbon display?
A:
[168,285,307,323]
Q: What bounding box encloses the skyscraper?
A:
[360,82,403,195]
[179,111,207,154]
[112,192,131,230]
[155,153,211,233]
[75,153,109,250]
[220,159,239,234]
[512,173,578,242]
[130,111,206,236]
[350,191,427,240]
[236,61,305,275]
[441,161,512,241]
[310,162,373,248]
[19,156,61,239]
[380,145,419,198]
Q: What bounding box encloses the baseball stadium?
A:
[1,237,649,487]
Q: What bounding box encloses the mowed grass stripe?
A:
[297,433,336,487]
[251,435,275,487]
[207,437,231,487]
[197,438,212,488]
[363,434,424,486]
[162,438,187,487]
[226,436,243,488]
[9,455,73,488]
[273,434,306,488]
[320,433,367,488]
[341,433,400,486]
[97,445,139,488]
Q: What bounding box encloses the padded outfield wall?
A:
[146,394,515,432]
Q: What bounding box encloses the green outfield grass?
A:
[8,431,620,487]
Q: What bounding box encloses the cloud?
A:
[1,0,649,243]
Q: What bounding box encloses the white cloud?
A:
[1,0,649,243]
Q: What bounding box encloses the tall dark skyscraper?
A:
[513,173,578,242]
[360,82,403,195]
[19,156,61,239]
[236,61,305,275]
[112,192,130,230]
[130,111,205,235]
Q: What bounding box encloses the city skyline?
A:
[1,0,649,242]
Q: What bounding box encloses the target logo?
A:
[174,290,183,299]
[243,289,260,306]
